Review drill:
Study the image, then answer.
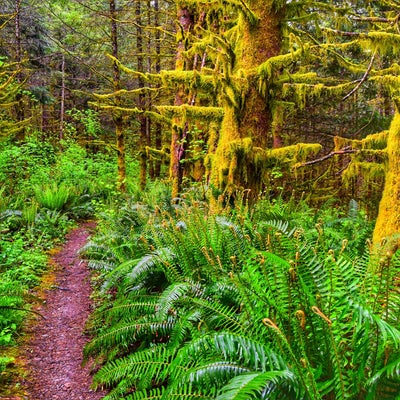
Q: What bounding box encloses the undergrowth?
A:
[0,135,121,393]
[81,193,400,399]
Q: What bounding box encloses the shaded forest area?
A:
[1,1,400,399]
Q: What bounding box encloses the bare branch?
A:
[351,16,392,23]
[296,146,358,167]
[342,51,376,101]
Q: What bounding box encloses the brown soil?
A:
[16,222,106,400]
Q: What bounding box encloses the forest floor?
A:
[1,222,106,400]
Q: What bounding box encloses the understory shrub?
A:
[83,198,399,399]
[0,135,125,388]
[33,182,73,211]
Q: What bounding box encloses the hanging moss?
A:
[106,54,158,82]
[228,137,253,158]
[144,111,171,125]
[224,137,268,189]
[157,105,224,120]
[213,137,321,195]
[160,70,215,92]
[362,31,400,55]
[371,76,400,99]
[373,63,400,76]
[373,111,400,245]
[360,131,389,150]
[342,161,385,188]
[89,104,143,115]
[258,48,304,82]
[267,143,322,164]
[282,81,352,110]
[146,146,170,164]
[334,130,388,151]
[92,87,158,99]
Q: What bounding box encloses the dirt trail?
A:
[20,222,106,400]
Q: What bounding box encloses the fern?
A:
[84,199,400,398]
[93,345,172,391]
[84,316,176,359]
[215,370,296,400]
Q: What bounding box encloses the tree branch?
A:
[296,146,358,167]
[342,50,376,101]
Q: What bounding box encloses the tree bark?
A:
[153,0,162,178]
[137,0,148,191]
[60,53,66,140]
[110,0,126,192]
[170,6,193,198]
[211,1,284,195]
[14,0,25,140]
[372,110,400,248]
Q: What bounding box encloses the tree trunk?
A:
[137,0,148,191]
[170,6,193,198]
[372,110,400,248]
[110,0,126,192]
[14,0,25,140]
[153,0,162,178]
[59,53,66,140]
[211,1,284,195]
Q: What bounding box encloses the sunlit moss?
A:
[342,161,385,188]
[334,130,388,151]
[268,143,322,164]
[373,111,400,245]
[157,105,224,120]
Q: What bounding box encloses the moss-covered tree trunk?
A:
[14,0,25,141]
[110,0,126,192]
[170,6,193,198]
[211,1,284,195]
[373,111,400,247]
[137,0,147,191]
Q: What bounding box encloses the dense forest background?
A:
[0,0,396,210]
[1,0,400,399]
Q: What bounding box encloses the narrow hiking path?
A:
[19,222,106,400]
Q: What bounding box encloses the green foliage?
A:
[0,137,56,195]
[0,135,127,387]
[0,356,15,374]
[33,182,73,211]
[84,197,398,399]
[65,108,104,139]
[0,57,28,139]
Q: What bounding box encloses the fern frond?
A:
[190,297,245,333]
[157,281,200,319]
[123,386,213,399]
[185,362,251,392]
[93,345,173,390]
[126,247,180,285]
[171,332,287,377]
[215,370,296,400]
[84,317,176,358]
[350,298,400,345]
[123,387,164,400]
[89,299,158,327]
[367,357,400,389]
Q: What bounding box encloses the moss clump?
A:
[157,105,224,120]
[268,143,322,164]
[334,130,388,151]
[342,161,385,188]
[373,111,400,245]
